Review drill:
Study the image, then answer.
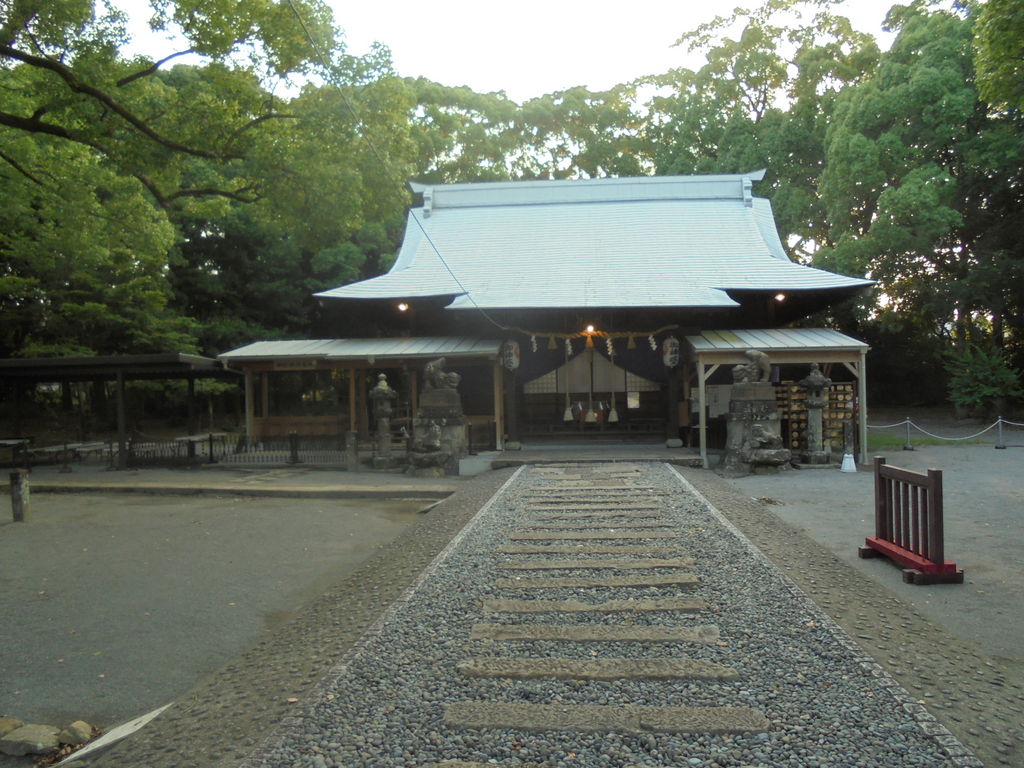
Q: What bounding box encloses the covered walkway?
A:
[0,353,239,469]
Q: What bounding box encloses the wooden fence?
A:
[858,456,963,584]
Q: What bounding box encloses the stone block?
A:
[59,720,93,746]
[0,724,60,756]
[0,717,23,738]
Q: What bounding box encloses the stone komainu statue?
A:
[732,349,772,384]
[423,357,461,390]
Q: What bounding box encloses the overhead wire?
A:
[284,0,510,331]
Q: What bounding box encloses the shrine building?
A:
[220,170,874,466]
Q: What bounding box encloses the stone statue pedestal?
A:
[407,387,468,477]
[718,383,791,478]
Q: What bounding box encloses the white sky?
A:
[327,0,900,102]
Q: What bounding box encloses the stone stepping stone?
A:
[520,521,673,530]
[499,557,695,571]
[510,530,678,541]
[527,501,661,508]
[456,656,739,681]
[444,702,769,735]
[499,544,676,555]
[483,597,707,613]
[524,489,650,496]
[470,623,719,643]
[524,505,659,512]
[496,573,698,589]
[525,487,652,493]
[530,511,662,520]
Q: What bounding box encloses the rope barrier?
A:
[866,416,1023,446]
[867,420,911,429]
[910,423,998,441]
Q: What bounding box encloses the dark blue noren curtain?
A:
[510,331,671,386]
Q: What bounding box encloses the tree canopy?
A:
[1,0,1022,407]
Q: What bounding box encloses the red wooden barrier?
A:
[858,457,964,585]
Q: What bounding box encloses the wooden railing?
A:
[858,456,963,584]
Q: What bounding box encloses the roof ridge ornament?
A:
[743,176,753,207]
[422,186,433,218]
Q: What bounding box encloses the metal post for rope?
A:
[903,417,914,451]
[996,416,1006,450]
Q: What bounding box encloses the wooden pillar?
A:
[116,371,127,470]
[666,365,681,443]
[504,365,520,445]
[348,367,357,433]
[858,350,869,465]
[12,380,23,437]
[357,368,369,438]
[244,371,255,445]
[187,375,197,434]
[410,365,419,418]
[697,359,708,468]
[10,469,28,522]
[493,362,505,450]
[260,372,270,420]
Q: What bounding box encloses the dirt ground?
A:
[729,418,1024,664]
[0,494,424,727]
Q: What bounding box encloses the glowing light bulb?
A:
[397,302,409,312]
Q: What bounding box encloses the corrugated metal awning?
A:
[219,337,502,363]
[687,328,869,354]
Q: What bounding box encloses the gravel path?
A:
[236,463,982,768]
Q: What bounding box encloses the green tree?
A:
[0,0,337,204]
[648,0,879,261]
[0,131,193,356]
[818,2,1024,354]
[1,2,420,358]
[517,84,648,179]
[973,0,1024,111]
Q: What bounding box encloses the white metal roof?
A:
[316,172,873,310]
[687,328,869,354]
[219,337,501,362]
